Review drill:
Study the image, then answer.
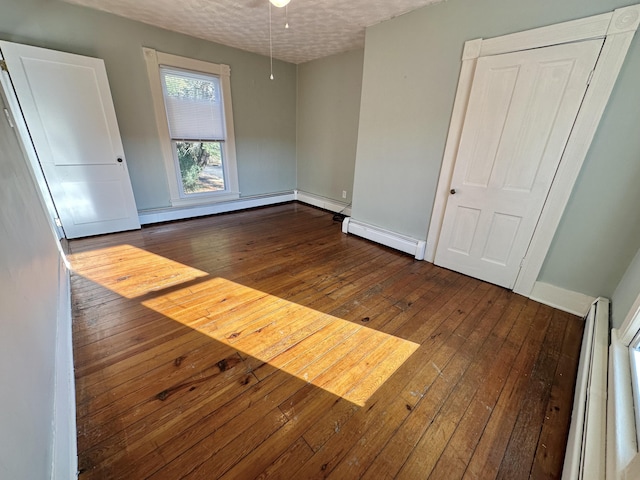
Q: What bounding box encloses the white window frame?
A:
[143,47,240,207]
[609,291,640,479]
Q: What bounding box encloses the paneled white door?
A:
[434,39,603,288]
[0,41,140,239]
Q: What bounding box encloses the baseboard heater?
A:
[562,297,610,479]
[341,217,426,260]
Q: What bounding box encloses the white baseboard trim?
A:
[294,190,352,216]
[138,192,296,225]
[51,257,77,480]
[529,281,596,317]
[138,190,355,225]
[342,217,427,260]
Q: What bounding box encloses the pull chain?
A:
[269,2,274,80]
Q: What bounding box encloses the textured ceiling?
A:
[61,0,442,64]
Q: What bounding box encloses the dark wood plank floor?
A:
[68,202,583,479]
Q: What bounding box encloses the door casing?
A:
[0,53,64,239]
[425,4,640,297]
[434,39,603,289]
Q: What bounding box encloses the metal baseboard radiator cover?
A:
[562,297,609,480]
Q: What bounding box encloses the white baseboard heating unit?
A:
[562,297,610,480]
[341,217,427,260]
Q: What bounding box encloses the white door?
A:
[434,39,603,288]
[0,41,140,239]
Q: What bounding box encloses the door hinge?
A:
[54,218,63,227]
[520,257,526,268]
[586,69,595,86]
[0,60,7,72]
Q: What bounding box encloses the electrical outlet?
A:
[342,190,347,199]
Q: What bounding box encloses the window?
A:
[610,293,640,478]
[160,68,226,196]
[144,48,239,206]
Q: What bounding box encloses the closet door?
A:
[0,41,140,238]
[435,39,602,288]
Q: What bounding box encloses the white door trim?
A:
[0,53,64,239]
[425,4,640,297]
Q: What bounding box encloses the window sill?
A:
[170,191,240,208]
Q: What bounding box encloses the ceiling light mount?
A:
[269,0,291,7]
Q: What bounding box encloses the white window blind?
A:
[160,67,225,141]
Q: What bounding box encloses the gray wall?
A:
[612,246,640,329]
[351,0,640,297]
[538,25,640,296]
[0,89,61,479]
[0,0,297,211]
[297,49,364,204]
[1,0,637,299]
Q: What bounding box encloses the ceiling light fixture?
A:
[269,0,291,7]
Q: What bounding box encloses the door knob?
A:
[450,188,457,195]
[117,157,123,163]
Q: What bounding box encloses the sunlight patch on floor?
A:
[142,277,420,406]
[71,245,419,406]
[68,244,209,299]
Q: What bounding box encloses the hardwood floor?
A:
[68,202,583,479]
